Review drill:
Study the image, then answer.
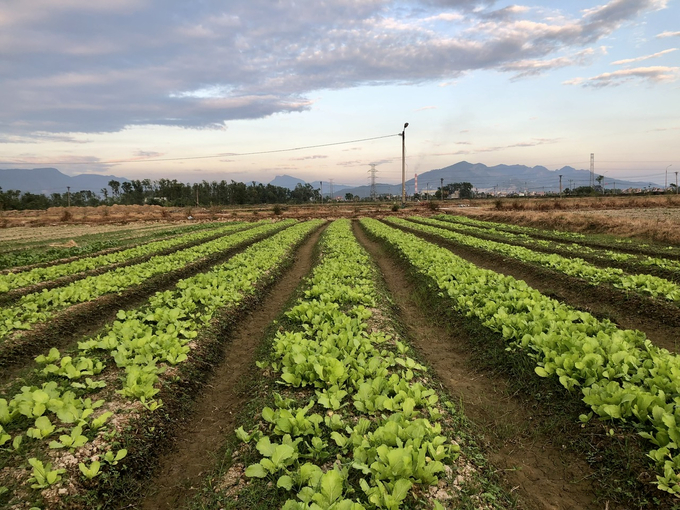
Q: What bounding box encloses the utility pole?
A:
[426,182,430,200]
[196,187,199,207]
[320,181,323,204]
[400,123,409,207]
[329,179,334,202]
[67,186,70,207]
[440,178,444,199]
[559,175,563,197]
[667,165,673,191]
[676,172,679,194]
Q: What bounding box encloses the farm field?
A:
[1,211,680,509]
[450,194,680,245]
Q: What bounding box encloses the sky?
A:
[0,0,679,189]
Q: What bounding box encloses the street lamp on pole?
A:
[400,123,409,207]
[667,165,673,192]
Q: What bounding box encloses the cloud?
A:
[0,132,91,144]
[432,137,559,156]
[476,138,560,152]
[290,154,329,160]
[133,150,163,158]
[0,154,111,174]
[477,5,530,21]
[647,126,680,132]
[0,0,669,135]
[565,65,680,87]
[611,48,677,65]
[336,160,365,167]
[415,106,437,111]
[657,30,680,38]
[501,48,597,79]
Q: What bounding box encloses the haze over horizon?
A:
[0,0,678,188]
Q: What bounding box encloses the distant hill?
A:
[268,175,356,197]
[2,163,657,199]
[0,168,130,195]
[269,174,306,190]
[406,161,653,194]
[269,161,656,199]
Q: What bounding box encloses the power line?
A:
[0,133,400,166]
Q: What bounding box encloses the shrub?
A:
[425,200,439,211]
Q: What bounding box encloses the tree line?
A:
[0,179,322,210]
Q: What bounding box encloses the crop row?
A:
[0,221,248,293]
[0,223,172,252]
[0,221,223,270]
[233,219,461,509]
[430,215,680,277]
[434,214,680,258]
[0,220,294,344]
[0,219,324,507]
[389,217,680,304]
[361,218,680,495]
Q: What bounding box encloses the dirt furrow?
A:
[389,220,680,353]
[0,224,247,306]
[455,209,680,258]
[138,225,324,510]
[352,220,600,510]
[0,225,290,380]
[410,217,680,284]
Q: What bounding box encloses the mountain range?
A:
[0,168,130,195]
[0,163,657,198]
[271,162,656,198]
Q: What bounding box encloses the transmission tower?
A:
[369,164,378,201]
[590,153,595,188]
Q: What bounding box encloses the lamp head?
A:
[404,122,409,129]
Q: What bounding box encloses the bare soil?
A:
[352,221,599,510]
[0,220,171,244]
[138,225,324,510]
[455,203,680,245]
[0,225,289,380]
[426,220,680,282]
[392,221,680,353]
[0,224,245,305]
[0,202,444,232]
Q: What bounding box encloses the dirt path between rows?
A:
[0,226,290,382]
[411,218,680,284]
[139,226,324,510]
[353,221,600,510]
[0,224,243,306]
[393,220,680,353]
